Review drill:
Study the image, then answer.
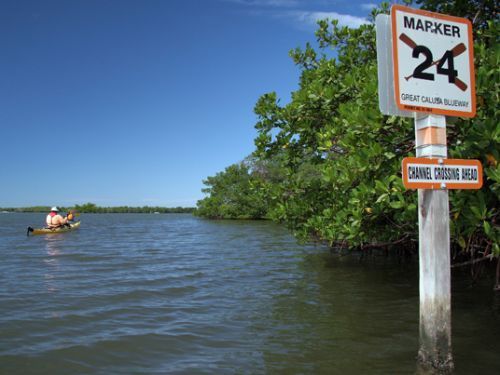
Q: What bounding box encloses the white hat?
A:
[51,206,59,212]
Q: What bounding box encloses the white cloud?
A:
[289,11,369,28]
[224,0,300,7]
[361,3,377,11]
[221,0,371,29]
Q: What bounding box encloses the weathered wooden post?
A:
[418,187,453,369]
[376,5,480,373]
[415,114,452,371]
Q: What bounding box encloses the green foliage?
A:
[252,11,418,249]
[75,203,98,213]
[195,160,270,219]
[72,203,195,214]
[416,0,498,35]
[198,2,499,257]
[0,206,52,213]
[1,204,195,214]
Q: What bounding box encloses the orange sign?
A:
[391,5,476,117]
[402,157,483,189]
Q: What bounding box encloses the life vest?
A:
[46,212,60,228]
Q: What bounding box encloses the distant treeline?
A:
[1,202,195,214]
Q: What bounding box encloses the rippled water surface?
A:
[0,213,499,374]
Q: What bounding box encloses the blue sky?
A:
[1,0,375,207]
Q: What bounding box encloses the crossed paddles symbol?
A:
[399,33,468,91]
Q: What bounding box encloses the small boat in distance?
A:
[27,221,81,236]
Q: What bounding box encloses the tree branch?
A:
[360,234,410,250]
[451,254,495,268]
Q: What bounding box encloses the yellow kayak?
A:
[27,221,81,236]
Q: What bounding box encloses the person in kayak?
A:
[46,207,70,229]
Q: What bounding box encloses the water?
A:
[0,213,498,374]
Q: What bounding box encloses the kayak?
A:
[27,221,81,236]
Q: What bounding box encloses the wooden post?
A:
[415,113,453,372]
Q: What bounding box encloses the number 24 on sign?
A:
[399,33,467,91]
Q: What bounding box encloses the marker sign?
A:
[392,5,476,117]
[402,157,482,190]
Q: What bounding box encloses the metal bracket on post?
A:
[415,113,447,158]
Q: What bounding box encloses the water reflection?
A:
[44,235,64,256]
[43,236,64,293]
[261,252,420,374]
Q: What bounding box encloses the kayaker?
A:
[46,207,69,229]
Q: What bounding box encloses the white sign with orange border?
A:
[392,5,476,117]
[402,157,483,190]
